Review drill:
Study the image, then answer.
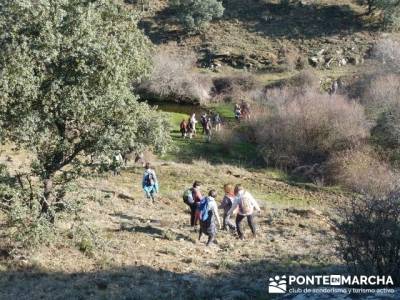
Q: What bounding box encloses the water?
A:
[146,101,210,116]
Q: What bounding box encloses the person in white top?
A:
[227,184,261,240]
[199,190,221,246]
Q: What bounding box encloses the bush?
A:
[361,74,400,119]
[372,102,400,149]
[326,148,397,196]
[170,0,224,31]
[211,74,257,102]
[252,90,370,169]
[287,69,320,92]
[373,39,400,74]
[338,190,400,281]
[139,49,211,104]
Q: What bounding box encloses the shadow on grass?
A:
[223,0,367,39]
[0,259,346,299]
[139,0,369,47]
[167,132,264,170]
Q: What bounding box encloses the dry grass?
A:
[326,147,399,197]
[0,148,349,298]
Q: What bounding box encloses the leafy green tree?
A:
[358,0,400,29]
[170,0,224,31]
[0,0,171,221]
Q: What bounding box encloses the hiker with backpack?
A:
[213,113,222,132]
[219,183,236,231]
[198,190,221,246]
[182,181,203,227]
[180,119,188,138]
[227,184,261,240]
[234,105,242,121]
[142,162,158,202]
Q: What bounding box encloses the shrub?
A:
[287,69,320,92]
[211,74,257,102]
[169,0,224,31]
[326,148,397,196]
[372,102,400,149]
[361,74,400,119]
[338,189,400,281]
[253,91,370,169]
[374,39,400,72]
[139,49,211,104]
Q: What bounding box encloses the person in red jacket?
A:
[180,119,188,138]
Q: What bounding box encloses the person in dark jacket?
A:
[186,181,202,227]
[219,183,236,231]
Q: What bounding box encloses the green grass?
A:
[162,109,261,168]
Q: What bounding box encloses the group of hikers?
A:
[179,101,251,142]
[141,163,261,246]
[179,111,222,142]
[183,181,260,246]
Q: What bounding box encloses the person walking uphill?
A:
[182,181,203,227]
[199,190,221,246]
[227,184,260,240]
[219,184,236,231]
[142,163,159,202]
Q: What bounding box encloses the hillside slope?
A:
[0,155,346,299]
[138,0,378,75]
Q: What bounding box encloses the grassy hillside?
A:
[138,0,378,81]
[0,148,346,299]
[0,1,397,299]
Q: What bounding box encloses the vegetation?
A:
[0,0,170,222]
[338,189,400,280]
[249,89,369,170]
[2,0,400,298]
[169,0,224,31]
[138,49,211,104]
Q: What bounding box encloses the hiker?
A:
[234,105,242,121]
[183,181,203,227]
[213,113,222,131]
[200,113,208,134]
[198,190,221,246]
[219,184,236,231]
[204,118,212,143]
[241,100,251,120]
[330,80,338,95]
[227,184,261,240]
[111,151,123,176]
[189,113,197,138]
[180,119,188,138]
[142,162,158,202]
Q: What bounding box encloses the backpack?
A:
[183,188,194,205]
[199,197,210,222]
[239,192,253,215]
[144,171,155,187]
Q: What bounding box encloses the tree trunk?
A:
[41,178,55,223]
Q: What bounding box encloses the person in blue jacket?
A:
[142,162,159,202]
